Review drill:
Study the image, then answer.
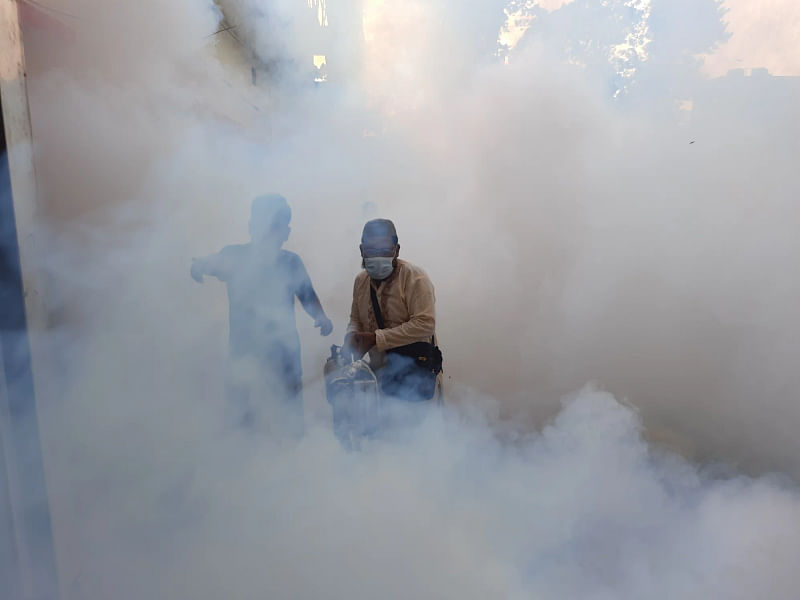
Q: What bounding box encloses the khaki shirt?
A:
[347,259,436,364]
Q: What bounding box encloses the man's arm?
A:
[344,277,374,356]
[190,249,231,283]
[375,273,435,350]
[347,277,363,334]
[294,256,333,336]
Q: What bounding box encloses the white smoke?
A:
[8,0,800,598]
[36,385,800,599]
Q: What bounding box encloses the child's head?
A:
[249,194,291,247]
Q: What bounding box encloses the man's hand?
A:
[315,316,334,337]
[344,331,377,357]
[190,259,205,283]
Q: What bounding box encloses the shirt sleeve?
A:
[200,246,235,281]
[375,271,436,350]
[347,276,362,334]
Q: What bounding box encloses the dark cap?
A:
[251,194,291,226]
[361,218,398,244]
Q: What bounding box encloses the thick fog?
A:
[7,0,800,598]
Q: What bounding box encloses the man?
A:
[191,194,333,431]
[345,219,441,402]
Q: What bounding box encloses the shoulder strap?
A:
[369,284,385,329]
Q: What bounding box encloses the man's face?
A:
[360,236,398,258]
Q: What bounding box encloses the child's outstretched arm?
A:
[190,250,231,283]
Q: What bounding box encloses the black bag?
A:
[370,286,443,400]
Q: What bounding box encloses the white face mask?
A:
[364,256,394,280]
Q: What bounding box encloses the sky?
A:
[497,0,800,76]
[703,0,800,76]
